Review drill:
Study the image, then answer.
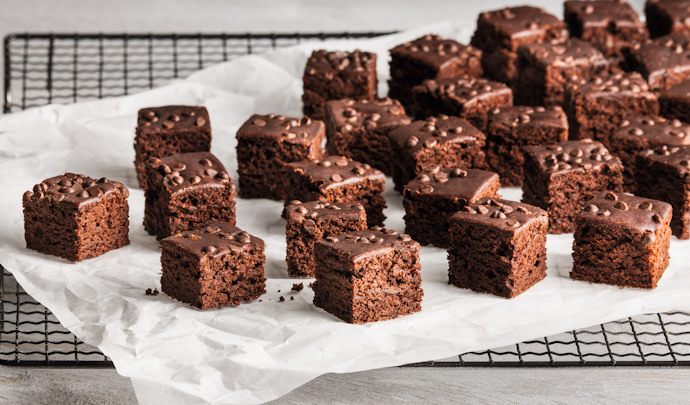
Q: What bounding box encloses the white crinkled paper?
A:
[0,22,689,405]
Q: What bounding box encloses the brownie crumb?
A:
[290,296,295,301]
[291,283,304,292]
[279,296,286,302]
[145,288,159,296]
[308,282,315,289]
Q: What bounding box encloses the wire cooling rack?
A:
[2,32,690,367]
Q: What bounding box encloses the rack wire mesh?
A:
[2,32,690,367]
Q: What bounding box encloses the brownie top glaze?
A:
[304,50,376,80]
[285,200,366,225]
[580,191,672,233]
[566,72,655,99]
[489,105,568,130]
[640,145,690,183]
[23,173,129,209]
[404,168,499,203]
[520,38,608,68]
[327,97,410,132]
[390,34,482,70]
[633,33,690,75]
[524,140,622,174]
[160,222,263,259]
[236,114,325,145]
[662,79,690,100]
[451,197,547,233]
[414,75,512,106]
[613,115,690,145]
[389,115,485,154]
[287,155,385,192]
[146,152,235,196]
[565,0,643,28]
[472,5,568,49]
[316,227,420,264]
[137,105,210,132]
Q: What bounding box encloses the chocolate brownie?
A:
[283,156,387,227]
[610,115,690,191]
[324,97,410,175]
[134,105,211,188]
[571,192,672,288]
[312,228,423,324]
[486,106,569,187]
[236,114,325,200]
[636,145,690,239]
[388,115,487,191]
[409,76,512,131]
[160,222,266,309]
[515,39,609,106]
[626,33,690,91]
[565,72,659,147]
[448,198,548,298]
[388,34,483,109]
[285,200,367,278]
[522,140,624,234]
[660,79,690,121]
[144,152,236,240]
[302,50,377,121]
[645,0,690,38]
[23,173,130,262]
[470,6,568,84]
[403,168,500,248]
[564,0,648,62]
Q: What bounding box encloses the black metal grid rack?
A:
[2,32,689,367]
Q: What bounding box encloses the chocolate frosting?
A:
[287,155,385,192]
[327,97,410,133]
[451,197,548,233]
[389,115,485,155]
[475,6,568,44]
[23,173,129,209]
[160,222,263,259]
[286,200,366,225]
[579,191,672,233]
[415,76,512,108]
[641,145,690,183]
[489,105,568,131]
[565,0,643,28]
[634,33,690,77]
[316,227,419,263]
[567,72,655,99]
[404,168,500,203]
[390,34,482,71]
[236,113,325,145]
[613,115,690,145]
[521,38,608,68]
[663,79,690,99]
[304,50,376,81]
[524,140,622,174]
[137,105,210,133]
[146,152,235,196]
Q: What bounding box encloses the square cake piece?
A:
[470,6,568,84]
[285,200,367,278]
[448,198,548,298]
[660,79,690,121]
[636,145,690,239]
[565,72,659,147]
[403,168,501,248]
[645,0,690,38]
[283,156,387,227]
[313,228,423,324]
[324,97,410,175]
[610,115,690,191]
[134,105,211,188]
[564,0,648,61]
[409,76,512,131]
[23,173,130,262]
[236,114,325,200]
[572,192,672,288]
[302,50,377,121]
[486,106,569,187]
[388,34,483,109]
[515,39,608,106]
[626,33,690,91]
[160,223,266,309]
[389,115,487,191]
[144,152,236,240]
[522,140,624,234]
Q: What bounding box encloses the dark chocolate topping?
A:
[520,38,608,68]
[137,105,210,132]
[304,50,376,80]
[489,105,568,130]
[236,113,325,145]
[160,222,263,258]
[317,227,419,263]
[390,34,482,71]
[662,79,690,99]
[475,5,568,41]
[524,140,621,174]
[580,191,672,232]
[633,33,690,75]
[146,152,234,196]
[565,0,643,28]
[327,97,410,132]
[416,75,512,106]
[613,115,690,145]
[23,173,129,208]
[567,72,654,97]
[641,145,690,183]
[451,197,547,233]
[404,168,499,204]
[287,155,385,192]
[286,200,366,224]
[647,0,690,32]
[388,115,486,154]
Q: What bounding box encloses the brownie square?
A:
[610,115,690,191]
[660,79,690,121]
[565,72,659,147]
[522,140,624,234]
[388,34,483,109]
[302,50,377,121]
[159,223,266,309]
[448,198,548,298]
[515,39,609,106]
[324,97,410,175]
[144,152,236,240]
[409,76,512,131]
[572,192,672,288]
[626,33,690,91]
[403,168,500,248]
[470,6,568,83]
[645,0,690,38]
[313,228,423,324]
[635,145,690,239]
[23,173,130,262]
[134,105,211,188]
[236,114,325,200]
[283,156,387,227]
[564,0,648,61]
[285,201,367,278]
[486,106,569,187]
[389,115,487,191]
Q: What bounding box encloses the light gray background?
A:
[1,1,686,404]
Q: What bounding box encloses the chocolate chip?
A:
[419,184,434,193]
[407,136,419,147]
[424,138,438,148]
[253,118,266,127]
[236,233,251,244]
[585,204,599,213]
[517,206,531,214]
[652,213,663,223]
[477,205,489,215]
[463,206,477,214]
[171,162,186,172]
[190,176,201,185]
[325,236,339,243]
[77,191,89,198]
[398,234,412,242]
[637,201,653,211]
[335,159,349,166]
[330,173,343,182]
[642,232,656,245]
[501,205,514,213]
[599,210,611,217]
[318,160,332,167]
[342,108,357,118]
[614,201,629,211]
[352,166,366,175]
[162,121,175,129]
[172,176,184,185]
[170,114,181,122]
[200,158,213,167]
[604,192,618,201]
[205,225,221,234]
[490,211,507,219]
[202,246,217,254]
[506,219,520,228]
[302,219,317,235]
[196,117,207,127]
[450,168,467,178]
[205,169,218,178]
